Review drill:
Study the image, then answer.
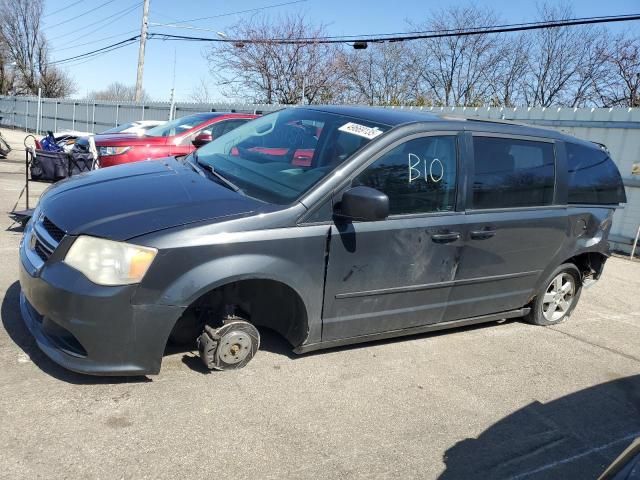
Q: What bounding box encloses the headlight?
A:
[64,236,157,286]
[98,146,131,156]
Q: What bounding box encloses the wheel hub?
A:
[218,332,253,365]
[197,320,260,371]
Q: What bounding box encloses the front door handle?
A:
[431,232,461,244]
[470,229,496,240]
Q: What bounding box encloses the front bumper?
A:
[19,237,185,376]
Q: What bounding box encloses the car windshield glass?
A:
[145,114,216,137]
[100,122,135,134]
[195,108,390,204]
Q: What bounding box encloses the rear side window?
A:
[208,119,249,139]
[566,143,626,205]
[472,136,555,209]
[353,135,457,215]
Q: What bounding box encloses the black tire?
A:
[525,263,582,326]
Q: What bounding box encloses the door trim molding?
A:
[295,308,530,353]
[334,270,541,299]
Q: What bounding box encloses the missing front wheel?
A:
[197,319,260,371]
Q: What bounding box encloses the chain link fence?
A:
[0,96,280,134]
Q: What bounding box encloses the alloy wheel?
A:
[542,272,576,322]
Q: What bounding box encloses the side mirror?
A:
[337,186,389,222]
[192,132,213,147]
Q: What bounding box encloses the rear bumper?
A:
[19,242,184,376]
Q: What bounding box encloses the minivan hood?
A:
[40,158,264,241]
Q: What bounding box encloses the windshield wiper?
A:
[194,153,241,192]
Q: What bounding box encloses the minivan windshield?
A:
[145,113,217,137]
[194,108,389,204]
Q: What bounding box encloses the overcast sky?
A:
[43,0,639,102]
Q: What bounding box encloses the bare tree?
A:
[206,14,344,104]
[520,2,607,107]
[597,34,640,107]
[0,39,14,95]
[488,33,529,107]
[88,82,150,102]
[0,0,75,97]
[189,77,215,104]
[409,5,507,106]
[339,42,418,105]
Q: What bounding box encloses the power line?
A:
[55,42,138,68]
[53,42,137,67]
[43,0,118,30]
[148,13,640,45]
[152,0,308,26]
[42,0,84,18]
[149,23,230,34]
[52,29,140,52]
[50,37,140,65]
[48,13,640,67]
[48,2,142,43]
[264,19,567,42]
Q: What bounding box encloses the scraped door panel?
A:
[321,133,463,341]
[322,215,465,341]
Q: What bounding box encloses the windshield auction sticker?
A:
[338,122,384,140]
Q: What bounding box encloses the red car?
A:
[96,112,257,168]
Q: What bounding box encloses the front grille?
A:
[42,217,66,243]
[28,214,64,265]
[34,240,51,262]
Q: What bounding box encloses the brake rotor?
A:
[213,321,260,370]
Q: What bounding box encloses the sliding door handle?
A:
[470,229,496,240]
[431,232,461,244]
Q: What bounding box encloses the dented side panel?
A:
[322,214,466,341]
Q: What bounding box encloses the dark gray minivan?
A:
[19,106,627,375]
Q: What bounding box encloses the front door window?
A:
[353,135,457,215]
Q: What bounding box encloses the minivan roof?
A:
[299,105,600,150]
[300,105,441,125]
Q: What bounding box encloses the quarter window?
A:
[472,136,555,209]
[566,142,626,205]
[353,136,457,215]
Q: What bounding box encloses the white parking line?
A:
[512,431,640,479]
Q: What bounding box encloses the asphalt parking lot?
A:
[0,128,639,479]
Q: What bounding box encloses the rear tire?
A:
[525,263,582,326]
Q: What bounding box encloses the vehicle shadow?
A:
[438,374,640,479]
[178,318,516,373]
[1,281,150,384]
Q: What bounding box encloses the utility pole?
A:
[35,87,42,135]
[134,0,150,103]
[168,49,176,121]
